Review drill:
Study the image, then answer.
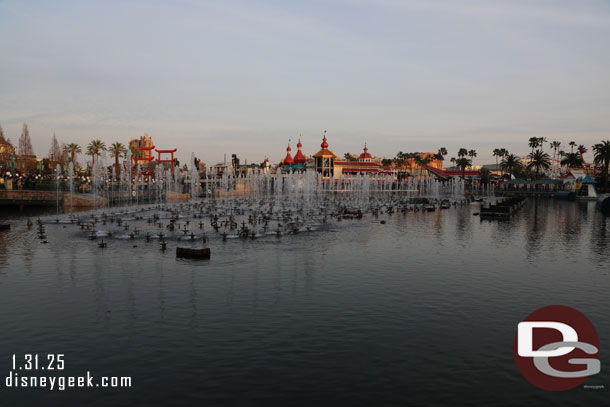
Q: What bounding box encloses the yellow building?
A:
[129,134,155,160]
[313,131,338,178]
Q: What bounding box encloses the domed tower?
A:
[313,130,337,178]
[293,134,306,165]
[359,143,372,162]
[282,142,294,167]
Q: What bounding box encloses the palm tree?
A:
[450,157,456,167]
[500,154,523,178]
[437,147,447,159]
[569,141,576,153]
[394,151,406,167]
[560,152,584,169]
[498,148,509,173]
[455,157,472,179]
[87,139,107,165]
[414,153,432,166]
[550,141,561,160]
[109,142,127,176]
[63,143,82,165]
[527,149,551,179]
[528,137,539,154]
[493,148,501,169]
[129,144,142,159]
[457,148,468,158]
[468,149,477,168]
[537,137,547,152]
[593,140,610,191]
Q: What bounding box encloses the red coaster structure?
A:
[130,136,178,177]
[133,145,156,176]
[155,149,178,176]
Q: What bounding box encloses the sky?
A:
[1,0,609,166]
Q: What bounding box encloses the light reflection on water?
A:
[0,198,608,406]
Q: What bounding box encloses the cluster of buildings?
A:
[275,131,449,180]
[0,139,41,174]
[279,132,394,177]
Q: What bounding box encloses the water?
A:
[0,197,608,406]
[67,162,74,213]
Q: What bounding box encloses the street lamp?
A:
[8,152,17,170]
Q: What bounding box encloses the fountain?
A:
[55,163,62,214]
[67,162,74,213]
[190,152,198,201]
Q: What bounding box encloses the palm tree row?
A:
[492,148,509,169]
[63,143,82,165]
[593,140,610,191]
[60,140,131,172]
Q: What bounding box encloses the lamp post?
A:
[8,152,17,171]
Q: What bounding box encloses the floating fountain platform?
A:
[176,247,211,259]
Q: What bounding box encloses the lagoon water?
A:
[0,198,608,406]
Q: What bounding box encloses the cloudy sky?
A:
[1,0,609,165]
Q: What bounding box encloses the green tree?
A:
[550,141,561,162]
[455,157,472,179]
[493,148,501,169]
[500,154,523,178]
[537,137,547,152]
[87,139,107,164]
[569,141,576,153]
[414,153,431,165]
[528,137,539,154]
[109,142,128,177]
[468,149,477,168]
[527,149,551,178]
[63,143,82,165]
[479,167,491,184]
[560,152,583,169]
[593,140,610,191]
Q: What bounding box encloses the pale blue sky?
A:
[1,0,609,165]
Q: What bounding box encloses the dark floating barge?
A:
[176,247,211,259]
[479,197,526,220]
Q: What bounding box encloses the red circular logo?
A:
[513,305,600,391]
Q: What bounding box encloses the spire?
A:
[359,142,372,159]
[283,141,294,165]
[293,134,306,164]
[321,130,328,149]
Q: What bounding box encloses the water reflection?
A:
[0,198,608,406]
